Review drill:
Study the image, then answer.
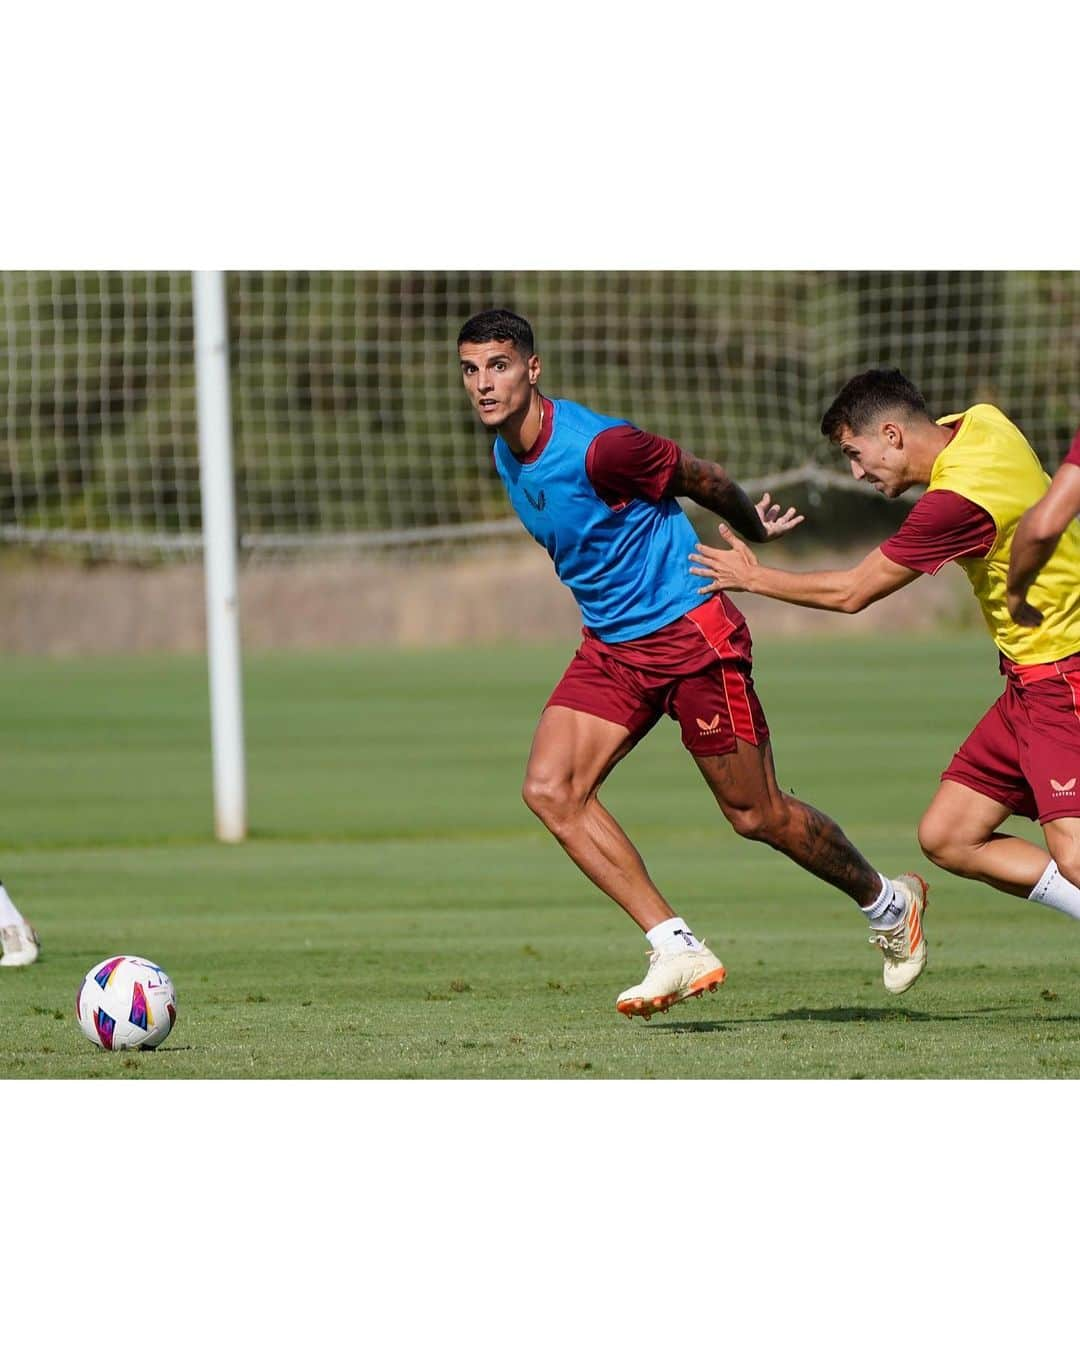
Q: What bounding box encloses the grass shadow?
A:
[650,1003,1036,1033]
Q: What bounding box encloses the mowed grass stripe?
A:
[0,635,1072,1078]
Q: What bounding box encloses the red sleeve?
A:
[1064,428,1080,468]
[879,490,997,575]
[585,424,681,509]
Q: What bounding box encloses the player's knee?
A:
[917,813,952,869]
[918,811,978,875]
[521,772,557,820]
[727,799,789,845]
[1049,839,1080,890]
[521,773,576,828]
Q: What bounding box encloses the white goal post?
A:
[192,271,247,843]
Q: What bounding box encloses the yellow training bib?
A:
[928,404,1080,664]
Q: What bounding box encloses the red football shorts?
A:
[545,594,769,756]
[941,654,1080,823]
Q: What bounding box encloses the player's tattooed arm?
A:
[668,451,803,542]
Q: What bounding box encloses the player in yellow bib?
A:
[689,369,1080,957]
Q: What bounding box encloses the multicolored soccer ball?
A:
[75,955,178,1051]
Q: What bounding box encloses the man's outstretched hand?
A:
[690,522,759,594]
[755,492,804,540]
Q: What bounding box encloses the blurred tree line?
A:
[1,271,1076,549]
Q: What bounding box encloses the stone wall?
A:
[0,542,980,655]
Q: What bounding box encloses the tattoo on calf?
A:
[788,801,878,903]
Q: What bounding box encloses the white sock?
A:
[646,916,704,952]
[1028,862,1080,920]
[861,874,906,930]
[0,883,25,928]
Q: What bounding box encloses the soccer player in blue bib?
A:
[458,311,927,1016]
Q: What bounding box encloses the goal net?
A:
[2,270,1077,558]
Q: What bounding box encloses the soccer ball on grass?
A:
[76,955,178,1051]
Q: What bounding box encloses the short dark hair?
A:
[457,309,534,356]
[820,369,929,442]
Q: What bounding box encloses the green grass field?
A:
[0,634,1075,1079]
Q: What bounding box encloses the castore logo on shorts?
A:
[695,715,721,734]
[1050,777,1077,796]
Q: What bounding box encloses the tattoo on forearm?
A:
[671,453,764,540]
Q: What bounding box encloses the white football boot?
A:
[0,920,40,968]
[616,942,726,1019]
[869,873,929,994]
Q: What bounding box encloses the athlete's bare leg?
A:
[1041,817,1080,890]
[918,780,1050,896]
[693,738,882,906]
[521,705,674,932]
